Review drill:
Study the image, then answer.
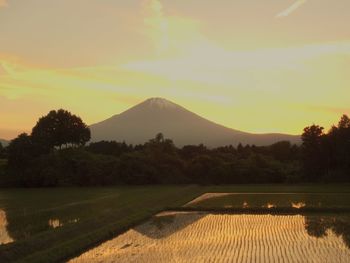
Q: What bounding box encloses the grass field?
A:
[0,184,349,262]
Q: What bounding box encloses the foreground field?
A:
[0,186,202,263]
[70,212,350,263]
[0,184,349,262]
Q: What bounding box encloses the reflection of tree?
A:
[136,212,205,239]
[305,215,350,248]
[1,199,85,242]
[0,209,14,245]
[4,209,79,241]
[150,214,175,230]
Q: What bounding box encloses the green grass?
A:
[0,184,349,262]
[0,186,202,263]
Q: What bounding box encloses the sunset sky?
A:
[0,0,349,139]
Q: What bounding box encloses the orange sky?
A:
[0,0,349,139]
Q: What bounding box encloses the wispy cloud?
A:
[123,41,350,85]
[276,0,307,18]
[0,0,8,8]
[308,105,350,115]
[142,0,201,56]
[143,0,169,54]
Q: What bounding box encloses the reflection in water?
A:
[48,219,63,229]
[184,192,350,209]
[149,212,176,230]
[140,211,205,239]
[292,202,306,209]
[70,213,350,263]
[48,218,79,229]
[305,215,350,248]
[264,203,276,209]
[186,193,235,206]
[0,209,14,245]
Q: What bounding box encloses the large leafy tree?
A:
[7,133,36,169]
[328,115,350,176]
[31,109,91,149]
[301,124,326,181]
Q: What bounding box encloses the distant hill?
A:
[0,139,9,147]
[90,98,301,147]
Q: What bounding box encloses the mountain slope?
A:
[90,98,300,147]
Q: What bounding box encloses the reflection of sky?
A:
[185,193,349,209]
[70,213,350,262]
[0,209,13,245]
[48,218,79,229]
[292,202,306,209]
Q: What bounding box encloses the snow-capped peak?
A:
[145,97,178,109]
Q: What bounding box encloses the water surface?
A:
[185,193,350,209]
[70,211,350,263]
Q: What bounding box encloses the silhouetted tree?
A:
[155,132,164,143]
[236,143,251,159]
[237,143,243,153]
[326,114,350,181]
[145,133,176,155]
[87,141,132,156]
[31,109,91,149]
[301,125,326,181]
[269,141,292,161]
[119,152,157,184]
[338,114,350,129]
[7,111,350,187]
[187,155,229,184]
[0,142,3,158]
[7,133,37,170]
[180,144,208,159]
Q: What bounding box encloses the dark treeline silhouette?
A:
[301,114,350,182]
[0,142,5,158]
[0,110,349,187]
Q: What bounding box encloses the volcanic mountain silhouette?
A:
[90,98,300,147]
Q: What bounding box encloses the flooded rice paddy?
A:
[70,211,350,263]
[70,192,350,262]
[184,193,350,209]
[1,190,350,262]
[0,209,13,245]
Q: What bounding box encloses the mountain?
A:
[90,98,301,147]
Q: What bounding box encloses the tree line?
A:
[301,114,350,182]
[0,109,349,186]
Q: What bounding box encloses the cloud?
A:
[142,0,201,56]
[133,1,350,87]
[123,41,350,85]
[309,105,350,115]
[0,64,7,75]
[143,0,169,54]
[0,0,8,8]
[276,0,307,18]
